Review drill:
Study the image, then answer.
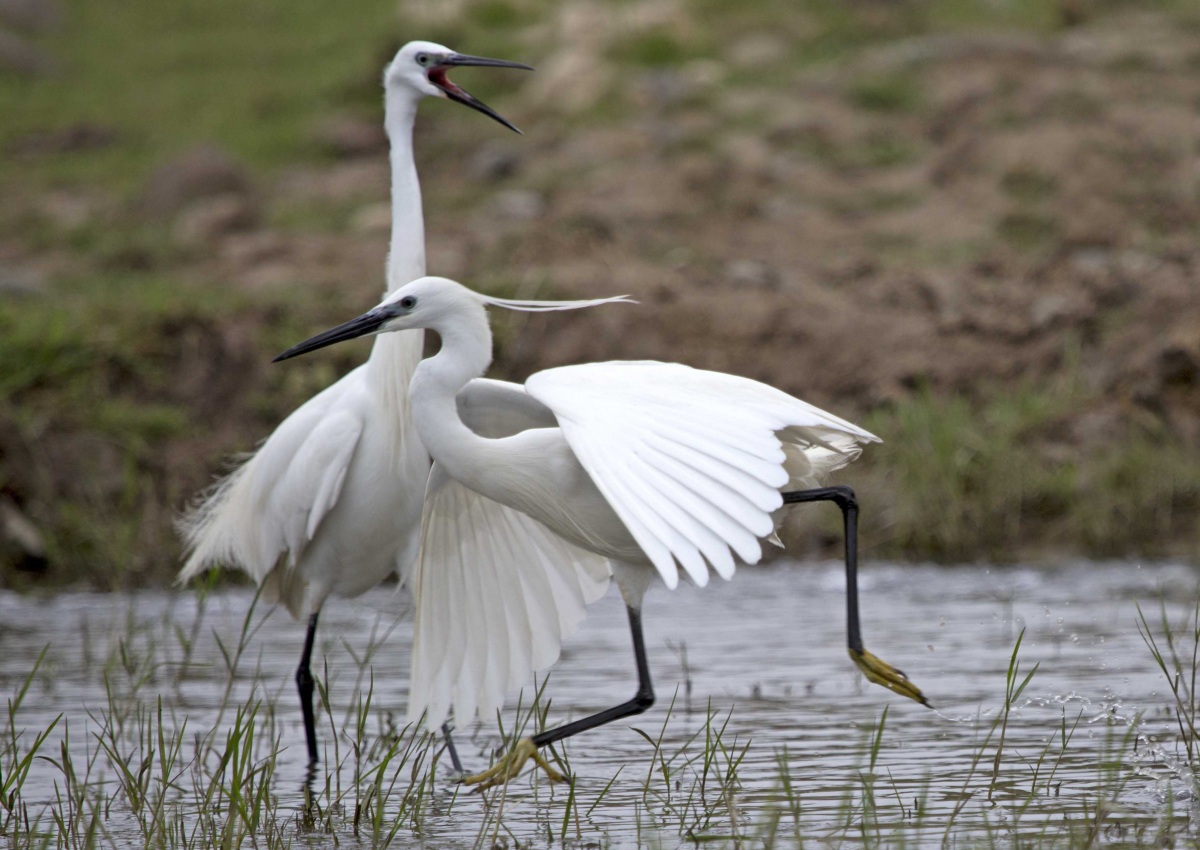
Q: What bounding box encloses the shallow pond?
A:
[1,560,1198,847]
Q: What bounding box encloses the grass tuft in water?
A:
[1137,597,1200,767]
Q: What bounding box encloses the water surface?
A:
[1,560,1197,846]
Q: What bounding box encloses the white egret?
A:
[275,276,930,787]
[177,42,602,768]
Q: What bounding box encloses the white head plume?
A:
[474,291,636,313]
[275,276,634,363]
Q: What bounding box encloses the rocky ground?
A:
[1,2,1198,584]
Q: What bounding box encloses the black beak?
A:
[274,309,389,363]
[430,53,532,135]
[441,53,534,72]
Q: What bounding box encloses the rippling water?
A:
[1,560,1198,847]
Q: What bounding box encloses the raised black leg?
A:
[532,604,655,748]
[783,485,929,707]
[297,612,320,765]
[783,486,864,653]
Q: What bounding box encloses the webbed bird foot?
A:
[850,647,931,708]
[460,737,566,790]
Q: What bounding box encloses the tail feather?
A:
[176,457,254,584]
[772,433,868,545]
[781,432,866,491]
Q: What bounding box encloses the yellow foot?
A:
[460,737,567,790]
[850,646,932,708]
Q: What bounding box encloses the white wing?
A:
[526,361,879,590]
[408,463,611,730]
[179,368,367,593]
[457,377,557,438]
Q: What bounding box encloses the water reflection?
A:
[0,560,1196,846]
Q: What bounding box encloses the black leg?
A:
[297,611,320,765]
[461,605,654,788]
[531,604,655,749]
[441,722,464,773]
[783,486,864,651]
[297,614,462,772]
[782,485,929,707]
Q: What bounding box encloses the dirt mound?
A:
[3,9,1199,584]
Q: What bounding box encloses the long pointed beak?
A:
[274,309,388,363]
[442,53,533,72]
[430,53,532,135]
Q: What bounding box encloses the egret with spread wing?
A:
[276,276,930,786]
[178,43,579,768]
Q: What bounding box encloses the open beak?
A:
[429,53,533,134]
[274,309,389,362]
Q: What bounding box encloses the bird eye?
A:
[416,53,429,66]
[399,296,417,310]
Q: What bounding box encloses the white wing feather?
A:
[408,464,611,731]
[179,369,367,590]
[290,413,364,550]
[526,361,879,589]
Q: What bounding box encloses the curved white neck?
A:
[409,306,497,487]
[384,89,425,294]
[368,87,426,427]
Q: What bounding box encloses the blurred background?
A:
[0,0,1197,589]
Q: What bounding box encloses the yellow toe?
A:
[850,647,931,708]
[460,737,566,790]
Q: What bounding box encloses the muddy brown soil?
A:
[475,18,1200,435]
[1,10,1198,581]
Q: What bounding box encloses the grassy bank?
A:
[3,0,1200,587]
[855,380,1200,562]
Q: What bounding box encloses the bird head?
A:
[384,41,532,133]
[274,277,634,363]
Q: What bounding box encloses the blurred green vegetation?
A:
[2,0,1199,587]
[0,0,399,189]
[4,0,1196,191]
[855,383,1200,562]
